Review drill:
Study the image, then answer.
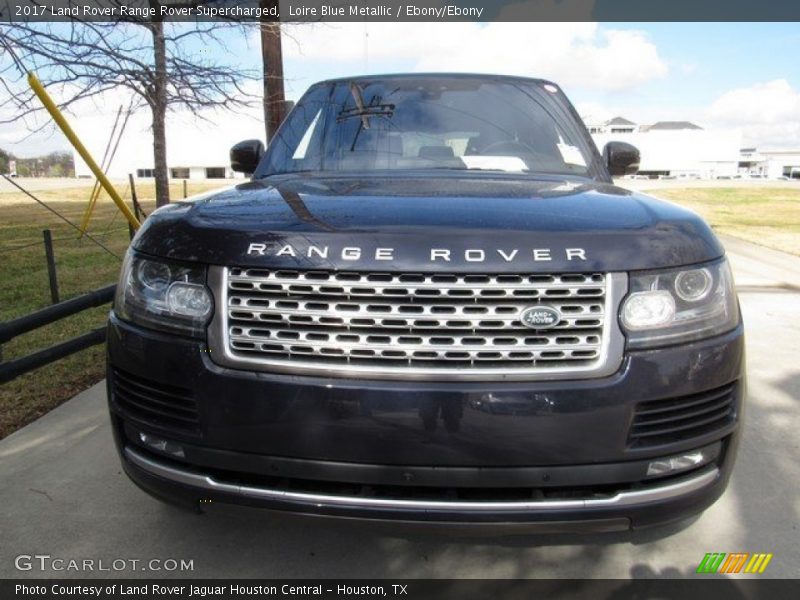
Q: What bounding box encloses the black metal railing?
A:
[0,284,116,385]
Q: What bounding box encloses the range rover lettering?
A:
[107,74,745,530]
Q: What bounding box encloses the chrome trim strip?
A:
[125,447,719,512]
[207,266,627,381]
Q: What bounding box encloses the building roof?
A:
[646,121,703,131]
[604,116,637,126]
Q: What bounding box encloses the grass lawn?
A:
[0,180,228,439]
[649,187,800,256]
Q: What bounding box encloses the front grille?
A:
[214,267,624,380]
[629,383,737,447]
[112,369,199,434]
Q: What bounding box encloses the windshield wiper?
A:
[337,82,394,129]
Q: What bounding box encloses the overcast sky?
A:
[2,21,799,157]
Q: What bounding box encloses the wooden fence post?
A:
[129,173,141,220]
[42,229,60,304]
[128,173,143,240]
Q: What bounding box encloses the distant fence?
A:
[0,175,150,385]
[0,284,115,384]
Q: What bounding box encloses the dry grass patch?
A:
[649,187,800,256]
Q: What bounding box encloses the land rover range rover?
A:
[107,74,744,530]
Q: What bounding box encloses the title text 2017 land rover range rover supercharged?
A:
[107,74,744,530]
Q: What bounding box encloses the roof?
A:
[312,72,555,87]
[604,116,637,126]
[646,121,703,131]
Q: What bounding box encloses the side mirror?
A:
[230,139,265,174]
[603,141,640,176]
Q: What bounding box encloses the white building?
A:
[584,116,742,179]
[739,148,800,179]
[72,106,263,180]
[587,116,637,135]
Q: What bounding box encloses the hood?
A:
[133,174,724,272]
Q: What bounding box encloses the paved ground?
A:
[1,236,798,579]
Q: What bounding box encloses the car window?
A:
[258,77,596,178]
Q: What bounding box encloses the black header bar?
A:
[2,0,800,23]
[3,579,800,600]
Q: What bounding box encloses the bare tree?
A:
[0,2,259,206]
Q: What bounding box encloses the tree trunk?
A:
[260,4,286,143]
[151,104,169,207]
[150,19,170,207]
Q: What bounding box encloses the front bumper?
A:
[122,444,725,531]
[107,314,745,528]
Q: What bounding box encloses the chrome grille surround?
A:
[207,266,627,381]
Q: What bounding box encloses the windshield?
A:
[256,76,598,179]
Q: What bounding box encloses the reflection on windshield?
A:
[259,76,595,178]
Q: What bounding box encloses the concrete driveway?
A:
[1,235,798,579]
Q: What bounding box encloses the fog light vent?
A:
[646,448,712,478]
[629,384,736,447]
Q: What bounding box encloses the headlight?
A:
[114,252,213,336]
[621,258,739,348]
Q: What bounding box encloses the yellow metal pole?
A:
[27,72,141,229]
[78,183,103,236]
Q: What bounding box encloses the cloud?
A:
[708,79,800,124]
[574,101,614,124]
[576,79,800,149]
[707,79,800,148]
[282,22,667,92]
